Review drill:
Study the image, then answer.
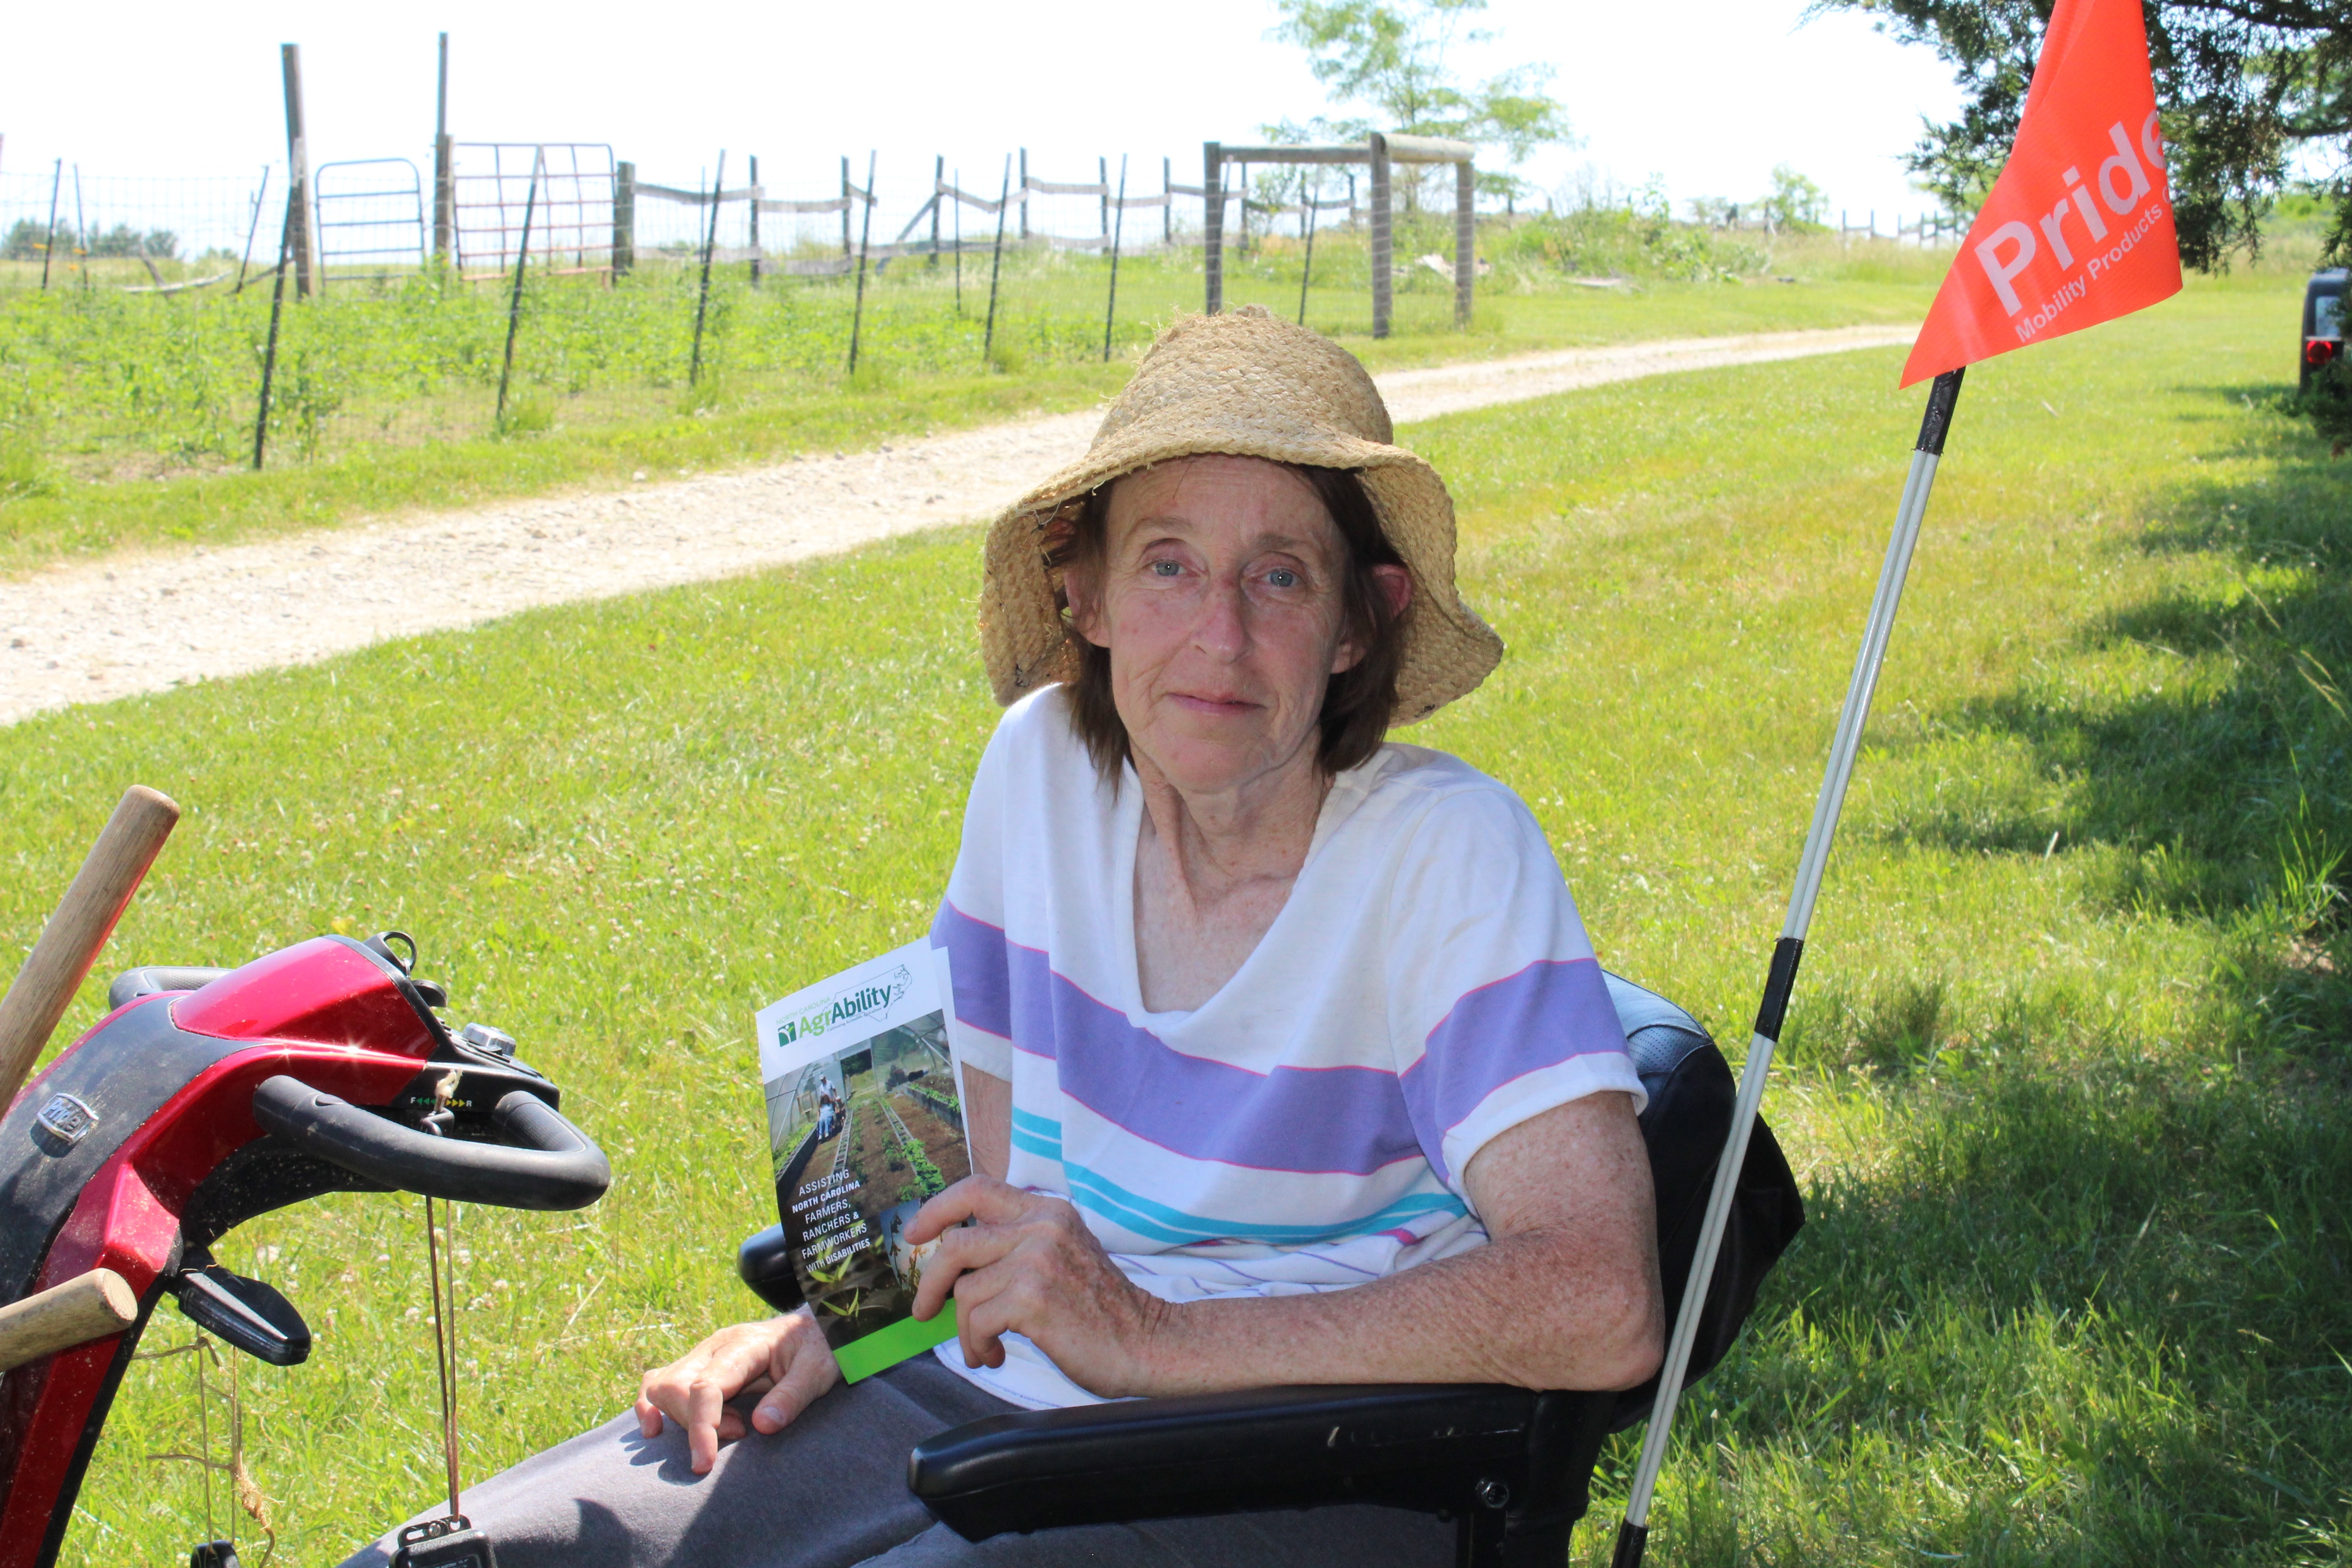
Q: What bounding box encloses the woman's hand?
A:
[907,1176,1168,1396]
[634,1311,841,1474]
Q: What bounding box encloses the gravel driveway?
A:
[0,323,1912,726]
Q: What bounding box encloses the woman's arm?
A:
[962,1065,1012,1181]
[908,1088,1663,1396]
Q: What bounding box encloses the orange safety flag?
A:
[1901,0,2182,386]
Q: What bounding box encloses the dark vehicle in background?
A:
[2303,268,2347,392]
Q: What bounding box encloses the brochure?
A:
[755,937,973,1382]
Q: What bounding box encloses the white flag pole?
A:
[1610,367,1966,1568]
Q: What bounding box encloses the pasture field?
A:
[0,224,1946,576]
[1,266,2343,1564]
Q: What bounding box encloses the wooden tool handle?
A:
[0,785,180,1113]
[0,1268,138,1375]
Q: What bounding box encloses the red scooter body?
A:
[0,934,609,1568]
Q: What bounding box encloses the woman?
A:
[344,307,1661,1568]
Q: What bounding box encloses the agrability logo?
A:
[776,965,913,1048]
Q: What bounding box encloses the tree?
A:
[1809,0,2352,271]
[1761,164,1831,229]
[1270,0,1574,201]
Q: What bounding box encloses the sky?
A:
[0,0,1964,234]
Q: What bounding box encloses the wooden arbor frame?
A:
[1202,134,1475,338]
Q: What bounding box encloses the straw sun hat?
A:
[979,305,1504,725]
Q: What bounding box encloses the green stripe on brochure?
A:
[834,1304,959,1383]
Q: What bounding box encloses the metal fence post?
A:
[1203,141,1222,315]
[1099,156,1109,240]
[233,166,271,294]
[432,32,453,260]
[495,149,544,425]
[38,160,60,291]
[1103,155,1127,362]
[1370,133,1392,339]
[748,154,761,285]
[690,152,725,389]
[931,154,943,270]
[1454,157,1474,329]
[1019,147,1029,240]
[984,155,1010,363]
[1298,172,1320,328]
[253,192,296,469]
[613,162,635,278]
[848,151,877,374]
[840,155,852,262]
[1162,156,1172,247]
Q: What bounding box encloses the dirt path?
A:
[0,323,1911,726]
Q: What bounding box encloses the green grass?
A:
[0,230,1942,580]
[5,266,2344,1564]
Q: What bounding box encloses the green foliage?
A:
[1483,195,1767,284]
[0,249,1947,572]
[2303,349,2352,452]
[1269,0,1572,200]
[1761,164,1831,231]
[5,271,2340,1564]
[1,220,54,263]
[898,1135,947,1196]
[1813,0,2352,270]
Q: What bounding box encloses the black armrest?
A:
[910,1382,1615,1560]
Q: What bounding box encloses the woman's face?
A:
[1066,455,1392,799]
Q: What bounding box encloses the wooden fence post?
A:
[1370,134,1392,339]
[1019,147,1029,239]
[840,155,852,262]
[1099,156,1109,239]
[1454,157,1474,329]
[1203,141,1223,315]
[612,161,635,278]
[931,154,943,270]
[1162,156,1172,246]
[748,154,761,285]
[281,43,318,297]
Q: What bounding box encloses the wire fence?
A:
[0,148,1927,488]
[0,149,1477,485]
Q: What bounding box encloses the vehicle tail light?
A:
[2308,338,2340,367]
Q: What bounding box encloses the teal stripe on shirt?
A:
[1009,1108,1468,1247]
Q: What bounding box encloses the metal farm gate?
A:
[450,142,617,279]
[312,158,427,287]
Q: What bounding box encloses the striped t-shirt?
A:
[928,687,1644,1408]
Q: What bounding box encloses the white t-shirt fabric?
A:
[928,687,1645,1409]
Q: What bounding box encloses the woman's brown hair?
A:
[1048,461,1408,781]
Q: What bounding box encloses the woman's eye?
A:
[1149,559,1181,578]
[1265,568,1299,589]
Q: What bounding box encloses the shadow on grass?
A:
[1881,379,2351,1064]
[1607,384,2352,1563]
[1680,1058,2352,1564]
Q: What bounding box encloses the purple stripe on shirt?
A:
[933,902,1014,1039]
[1030,953,1422,1176]
[1398,956,1628,1182]
[933,905,1627,1181]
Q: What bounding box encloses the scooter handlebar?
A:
[251,1075,612,1211]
